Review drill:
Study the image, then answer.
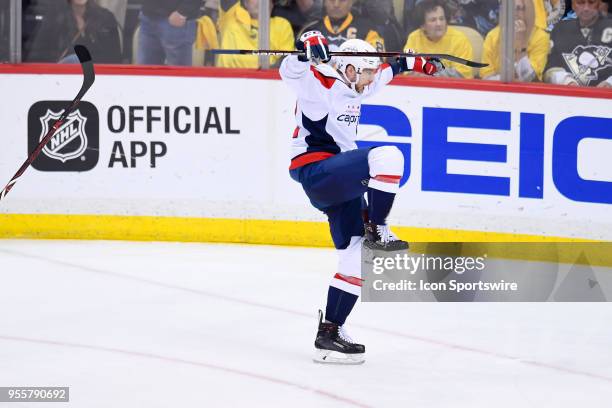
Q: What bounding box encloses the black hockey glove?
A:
[296,31,331,63]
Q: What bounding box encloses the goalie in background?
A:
[280,31,443,364]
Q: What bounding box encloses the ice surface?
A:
[1,240,611,408]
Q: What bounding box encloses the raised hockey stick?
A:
[0,45,95,202]
[211,49,488,68]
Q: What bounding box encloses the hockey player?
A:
[279,31,443,364]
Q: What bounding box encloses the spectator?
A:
[273,0,323,35]
[219,0,241,32]
[97,0,127,28]
[534,0,548,30]
[480,0,550,81]
[544,0,566,29]
[404,0,474,78]
[544,0,612,87]
[355,0,405,52]
[561,0,608,19]
[300,0,385,51]
[195,14,219,65]
[562,0,573,18]
[217,0,294,68]
[403,0,420,34]
[600,0,610,15]
[533,0,567,31]
[446,0,499,36]
[137,0,200,66]
[25,0,121,63]
[204,0,220,22]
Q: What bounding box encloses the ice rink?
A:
[1,239,611,407]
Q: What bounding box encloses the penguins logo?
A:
[39,109,88,163]
[562,45,611,85]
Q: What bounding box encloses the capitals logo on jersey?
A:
[562,45,612,85]
[337,104,361,127]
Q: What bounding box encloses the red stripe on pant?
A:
[372,174,401,183]
[289,152,334,170]
[333,273,363,287]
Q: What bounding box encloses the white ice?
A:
[0,239,611,408]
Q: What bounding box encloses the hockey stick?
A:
[0,45,95,202]
[210,49,488,68]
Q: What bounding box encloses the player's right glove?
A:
[296,31,331,63]
[399,49,444,75]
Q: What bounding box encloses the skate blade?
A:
[313,349,365,365]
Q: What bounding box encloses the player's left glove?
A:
[296,31,331,63]
[399,49,444,75]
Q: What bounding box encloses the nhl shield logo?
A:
[40,109,88,163]
[28,100,99,172]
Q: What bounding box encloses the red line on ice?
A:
[0,335,373,408]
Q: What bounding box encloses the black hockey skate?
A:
[313,310,365,365]
[364,221,409,251]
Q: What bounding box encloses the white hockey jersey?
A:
[279,56,396,169]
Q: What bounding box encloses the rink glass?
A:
[4,0,523,82]
[0,0,11,62]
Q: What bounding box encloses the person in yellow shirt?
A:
[194,14,219,66]
[195,15,219,50]
[480,0,550,81]
[404,0,474,78]
[534,0,548,30]
[218,0,241,33]
[217,0,294,68]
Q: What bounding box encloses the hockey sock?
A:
[367,188,396,225]
[325,286,358,326]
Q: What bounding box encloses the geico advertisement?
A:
[359,85,612,236]
[0,73,610,239]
